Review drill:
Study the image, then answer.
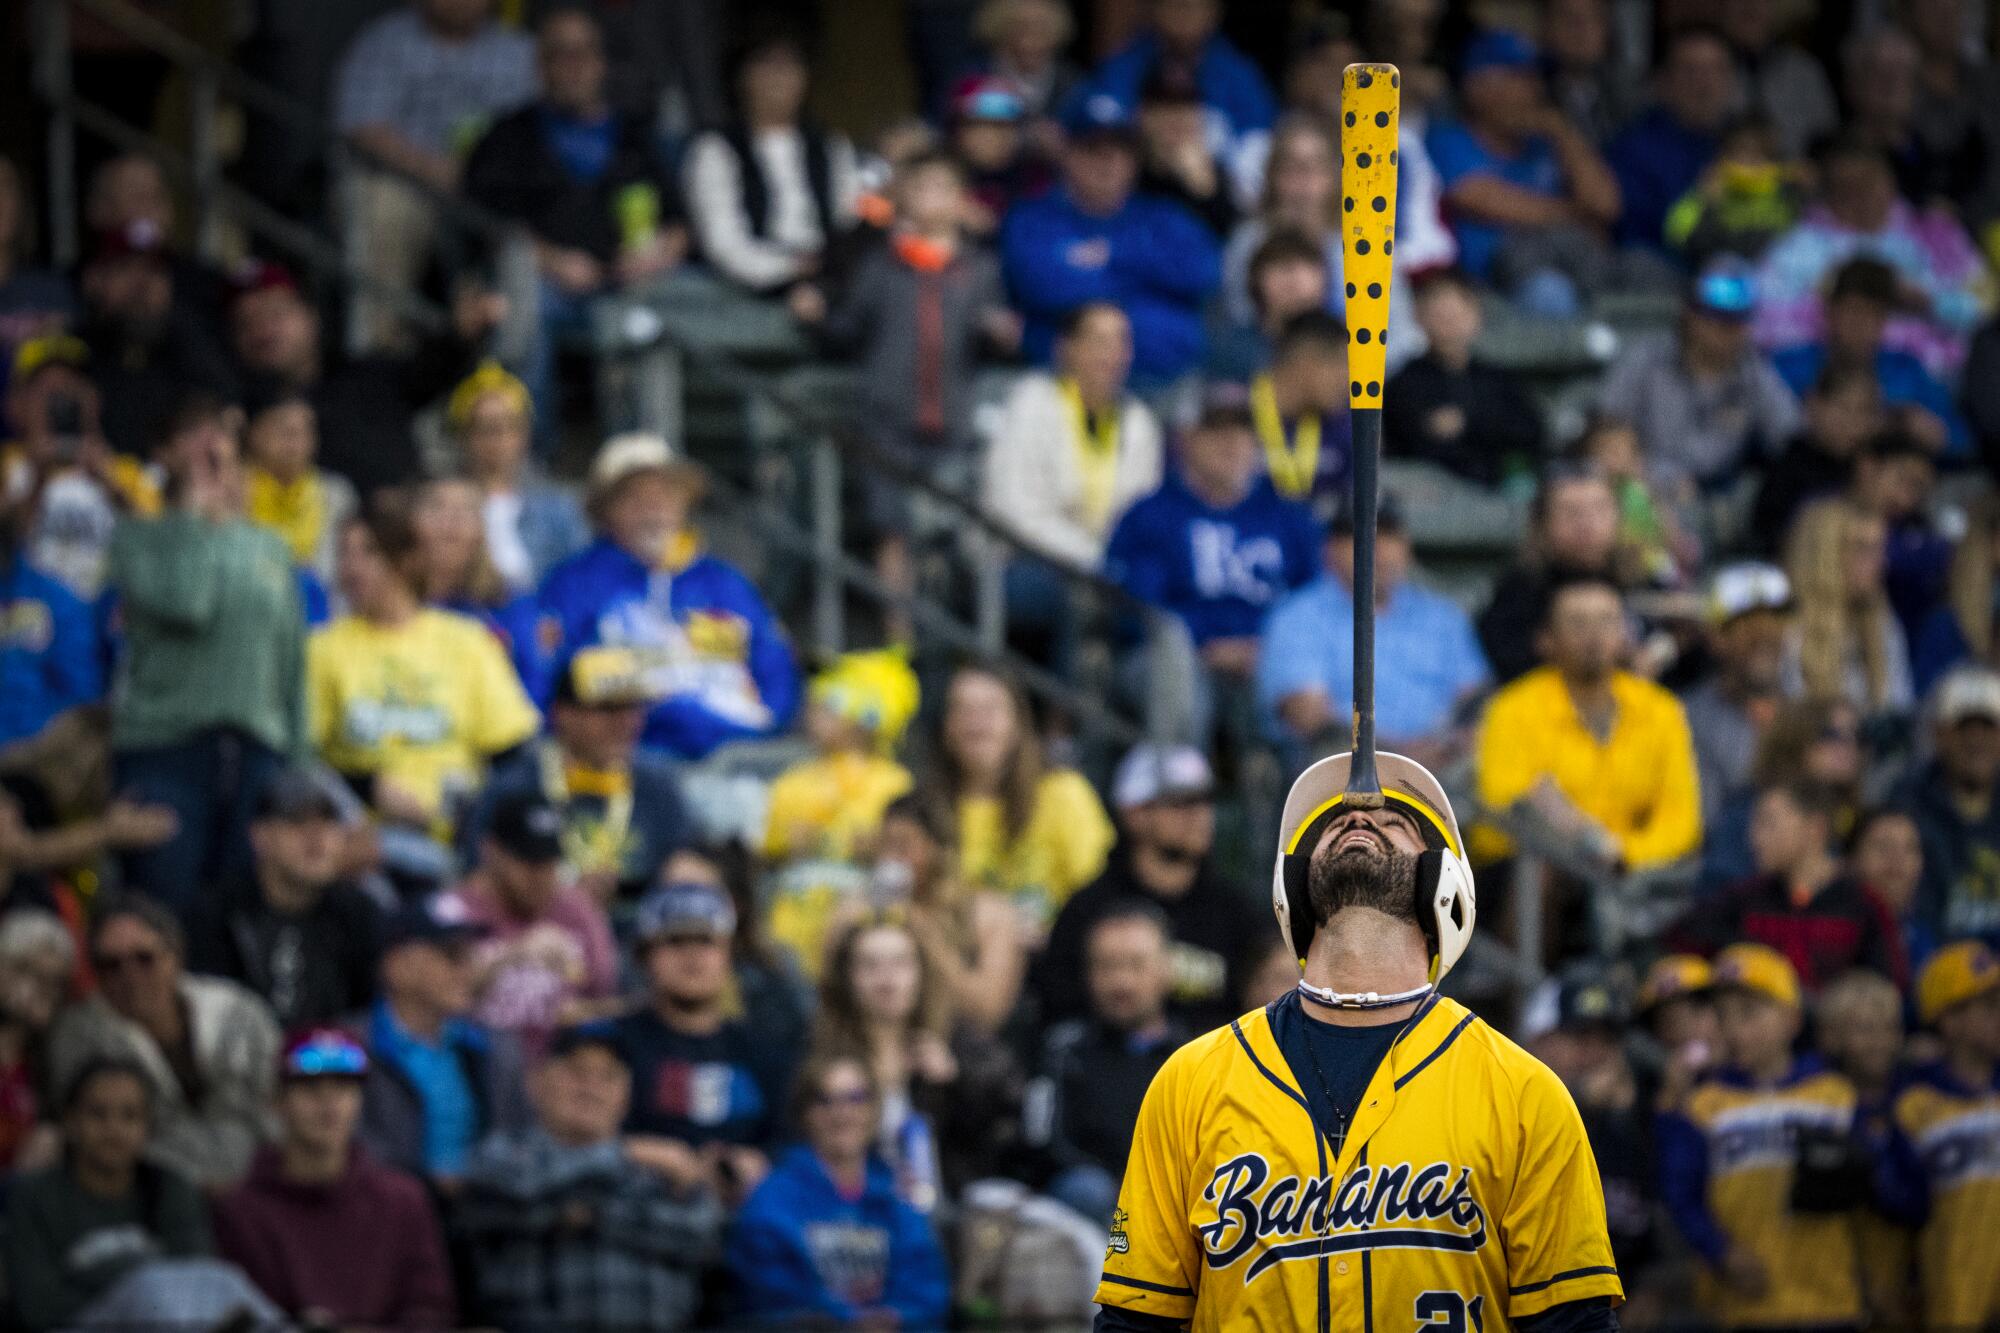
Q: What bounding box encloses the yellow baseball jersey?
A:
[1890,1065,2000,1329]
[1666,1064,1862,1329]
[1095,995,1622,1330]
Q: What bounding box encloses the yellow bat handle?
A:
[1340,63,1401,407]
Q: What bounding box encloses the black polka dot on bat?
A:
[1375,111,1389,127]
[1379,330,1388,345]
[1345,283,1356,297]
[1384,240,1393,255]
[1351,380,1362,396]
[1358,71,1373,87]
[1367,380,1380,395]
[1357,152,1371,168]
[1391,73,1400,88]
[1389,150,1399,166]
[1372,195,1387,211]
[1356,239,1370,254]
[1345,111,1356,127]
[1356,328,1371,343]
[1343,196,1354,212]
[1367,282,1381,298]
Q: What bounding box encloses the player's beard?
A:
[1306,842,1419,927]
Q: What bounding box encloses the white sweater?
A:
[980,373,1164,570]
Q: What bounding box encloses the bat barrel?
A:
[1339,62,1401,805]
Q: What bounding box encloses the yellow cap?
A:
[1713,943,1802,1010]
[810,648,920,749]
[1339,62,1401,409]
[447,361,531,431]
[12,333,89,383]
[1638,954,1716,1013]
[1917,940,2000,1026]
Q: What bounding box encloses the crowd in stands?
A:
[3,0,2000,1326]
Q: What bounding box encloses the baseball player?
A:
[1095,751,1623,1331]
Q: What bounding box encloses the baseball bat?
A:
[1339,63,1401,806]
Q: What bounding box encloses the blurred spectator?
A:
[457,1023,724,1332]
[1606,27,1740,250]
[962,0,1079,127]
[1384,267,1545,486]
[458,793,620,1052]
[1001,97,1221,384]
[1634,953,1720,1114]
[447,363,588,592]
[727,1053,951,1326]
[1105,396,1318,744]
[1366,0,1452,122]
[309,502,540,837]
[681,28,861,295]
[49,897,280,1188]
[1596,257,1800,495]
[948,76,1056,236]
[1773,257,1968,455]
[1749,363,1884,549]
[813,915,1021,1205]
[355,894,530,1181]
[111,399,305,911]
[3,334,161,600]
[1831,432,1951,645]
[923,664,1114,922]
[0,157,76,402]
[1681,563,1795,831]
[1657,943,1866,1331]
[1885,941,2000,1333]
[240,390,355,587]
[1541,0,1644,144]
[409,475,551,698]
[1039,743,1265,1035]
[1576,416,1696,588]
[1814,968,1905,1110]
[467,647,688,905]
[1135,64,1238,238]
[188,769,381,1032]
[1207,226,1330,382]
[1477,464,1623,684]
[333,0,534,350]
[1663,117,1808,266]
[1715,0,1839,157]
[1753,134,1989,379]
[663,844,815,1086]
[1241,311,1353,525]
[0,909,72,1171]
[1066,0,1277,176]
[538,434,801,759]
[1026,901,1186,1223]
[80,155,229,333]
[1919,494,2000,691]
[1673,780,1908,990]
[1899,667,2000,941]
[1,1058,226,1332]
[1424,30,1624,316]
[764,650,918,978]
[76,220,239,462]
[854,801,1017,1038]
[610,882,787,1172]
[0,502,103,751]
[1704,696,1870,890]
[1474,573,1703,872]
[1848,805,1930,967]
[792,152,1016,635]
[464,6,686,441]
[1782,500,1915,718]
[1843,24,1995,221]
[212,1030,455,1328]
[1259,495,1489,767]
[982,302,1163,668]
[230,262,499,499]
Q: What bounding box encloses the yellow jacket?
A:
[1473,666,1701,868]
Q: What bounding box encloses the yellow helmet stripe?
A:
[1284,789,1460,857]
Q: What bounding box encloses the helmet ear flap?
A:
[1282,849,1316,961]
[1413,849,1445,942]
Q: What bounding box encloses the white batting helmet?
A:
[1271,751,1477,983]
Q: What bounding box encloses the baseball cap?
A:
[228,258,299,308]
[11,333,89,384]
[1556,969,1630,1034]
[381,893,487,952]
[447,361,532,431]
[1712,942,1802,1010]
[1191,380,1254,431]
[1935,667,2000,727]
[1916,940,2000,1025]
[89,218,170,266]
[810,648,921,748]
[545,1021,623,1062]
[1462,29,1540,77]
[555,645,659,708]
[587,432,704,504]
[1690,257,1758,321]
[951,74,1026,123]
[1113,743,1214,809]
[1065,92,1140,145]
[253,767,343,824]
[1330,491,1408,538]
[280,1028,369,1081]
[1706,562,1793,626]
[634,880,738,943]
[1637,954,1716,1014]
[487,793,566,864]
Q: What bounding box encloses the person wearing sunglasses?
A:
[1039,743,1267,1035]
[46,895,281,1189]
[212,1030,454,1329]
[727,1054,949,1328]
